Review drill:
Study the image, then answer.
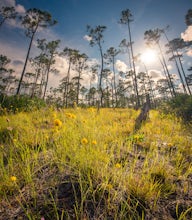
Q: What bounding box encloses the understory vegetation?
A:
[161,94,192,123]
[0,104,192,219]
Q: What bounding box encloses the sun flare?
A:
[141,49,158,64]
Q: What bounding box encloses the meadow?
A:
[0,107,192,219]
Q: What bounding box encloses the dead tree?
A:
[134,94,150,131]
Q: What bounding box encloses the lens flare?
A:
[141,49,157,64]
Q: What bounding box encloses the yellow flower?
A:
[115,163,121,169]
[106,183,113,190]
[65,113,72,118]
[10,176,17,182]
[54,119,62,127]
[71,113,76,119]
[92,140,97,145]
[167,143,173,147]
[81,138,88,145]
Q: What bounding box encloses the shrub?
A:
[0,94,47,114]
[161,94,192,122]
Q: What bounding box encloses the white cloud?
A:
[181,26,192,42]
[186,49,192,57]
[15,4,25,13]
[83,35,92,42]
[115,60,128,72]
[87,58,99,67]
[167,64,173,70]
[148,69,164,81]
[0,0,25,13]
[0,0,26,28]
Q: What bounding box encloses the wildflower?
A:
[71,113,76,119]
[65,112,76,119]
[81,138,88,145]
[54,119,62,127]
[106,183,113,190]
[10,176,17,182]
[167,143,173,147]
[92,140,97,145]
[65,112,72,118]
[6,118,10,123]
[115,163,121,169]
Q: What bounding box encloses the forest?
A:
[0,7,192,109]
[0,5,192,220]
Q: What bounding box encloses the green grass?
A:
[0,107,192,219]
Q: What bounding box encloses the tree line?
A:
[0,6,192,108]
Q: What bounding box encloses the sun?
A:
[140,49,158,64]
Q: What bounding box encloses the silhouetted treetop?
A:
[118,9,133,24]
[185,9,192,26]
[0,6,17,27]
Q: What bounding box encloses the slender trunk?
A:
[98,42,104,108]
[127,43,136,94]
[127,21,140,108]
[174,55,187,94]
[65,61,71,107]
[158,43,176,97]
[43,53,54,100]
[177,53,191,95]
[16,25,38,95]
[76,73,81,104]
[143,63,156,107]
[112,57,117,106]
[31,69,40,98]
[163,32,187,94]
[39,67,46,98]
[159,57,173,97]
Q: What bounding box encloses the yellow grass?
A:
[0,107,191,219]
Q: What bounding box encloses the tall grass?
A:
[0,107,191,219]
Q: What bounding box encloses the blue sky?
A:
[0,0,192,90]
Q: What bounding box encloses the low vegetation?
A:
[0,105,192,219]
[0,94,47,114]
[161,94,192,122]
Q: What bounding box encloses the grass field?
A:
[0,107,192,219]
